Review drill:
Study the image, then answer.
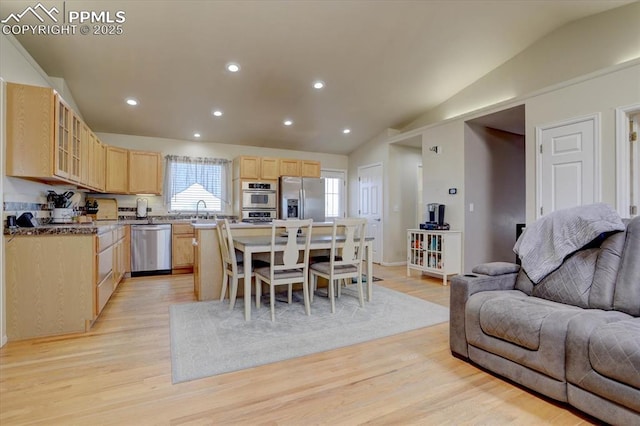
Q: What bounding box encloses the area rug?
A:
[169,284,449,383]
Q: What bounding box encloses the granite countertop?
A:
[3,218,335,236]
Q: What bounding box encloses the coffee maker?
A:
[422,203,450,230]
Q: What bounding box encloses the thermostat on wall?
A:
[449,188,457,195]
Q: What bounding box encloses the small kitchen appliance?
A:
[421,203,450,230]
[136,198,148,219]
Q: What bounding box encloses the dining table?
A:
[232,234,375,321]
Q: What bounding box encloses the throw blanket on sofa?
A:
[513,203,624,283]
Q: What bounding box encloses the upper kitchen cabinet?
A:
[6,82,104,191]
[105,146,129,193]
[260,157,280,180]
[128,150,162,194]
[6,83,78,184]
[279,159,301,177]
[234,156,261,180]
[301,160,321,178]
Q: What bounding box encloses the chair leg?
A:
[302,277,311,316]
[220,269,229,301]
[270,283,276,322]
[356,272,365,308]
[229,276,239,310]
[328,278,336,314]
[255,277,262,308]
[288,284,293,304]
[310,273,316,303]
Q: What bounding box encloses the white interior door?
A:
[631,113,639,217]
[358,163,383,263]
[537,114,599,217]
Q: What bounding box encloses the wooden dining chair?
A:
[254,219,313,322]
[309,218,366,313]
[216,218,255,310]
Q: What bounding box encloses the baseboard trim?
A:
[381,261,406,267]
[1,334,7,347]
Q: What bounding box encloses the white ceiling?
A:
[1,1,630,155]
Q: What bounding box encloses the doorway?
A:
[616,103,640,218]
[358,163,383,263]
[464,105,526,270]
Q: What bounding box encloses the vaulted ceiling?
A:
[0,1,631,154]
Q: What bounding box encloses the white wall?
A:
[387,144,422,263]
[97,132,348,215]
[525,62,640,222]
[464,124,525,270]
[404,1,640,130]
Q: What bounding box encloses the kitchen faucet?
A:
[196,200,207,219]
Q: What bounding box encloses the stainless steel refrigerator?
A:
[279,176,325,222]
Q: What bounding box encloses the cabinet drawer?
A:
[98,245,114,283]
[97,230,114,252]
[172,222,194,235]
[97,272,114,314]
[115,225,125,241]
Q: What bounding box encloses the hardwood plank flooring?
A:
[0,265,597,425]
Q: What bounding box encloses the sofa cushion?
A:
[531,248,598,308]
[589,319,640,389]
[466,290,582,381]
[590,230,626,310]
[479,298,557,350]
[514,269,534,295]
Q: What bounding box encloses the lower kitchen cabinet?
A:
[4,225,129,341]
[172,222,194,273]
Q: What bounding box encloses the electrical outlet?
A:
[469,203,474,212]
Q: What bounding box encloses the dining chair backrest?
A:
[268,219,313,280]
[216,218,237,275]
[331,218,367,268]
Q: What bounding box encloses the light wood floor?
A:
[0,265,597,425]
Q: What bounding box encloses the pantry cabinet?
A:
[105,146,129,193]
[407,229,462,285]
[128,150,162,194]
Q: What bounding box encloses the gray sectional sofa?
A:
[450,215,640,425]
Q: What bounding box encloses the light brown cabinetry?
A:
[260,157,280,180]
[301,160,321,178]
[172,223,194,273]
[105,146,129,193]
[6,82,105,191]
[129,150,162,194]
[6,83,83,185]
[234,155,322,180]
[279,159,301,177]
[235,156,261,179]
[96,226,128,315]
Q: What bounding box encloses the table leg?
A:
[245,249,252,321]
[367,242,373,301]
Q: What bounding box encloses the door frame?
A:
[615,103,640,218]
[358,162,383,263]
[535,113,601,218]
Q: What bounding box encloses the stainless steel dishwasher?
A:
[131,224,172,277]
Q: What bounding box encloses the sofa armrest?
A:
[449,271,519,358]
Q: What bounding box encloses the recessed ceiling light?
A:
[283,120,293,126]
[212,110,223,117]
[313,81,325,89]
[125,98,138,106]
[226,63,240,73]
[343,128,351,134]
[193,133,201,138]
